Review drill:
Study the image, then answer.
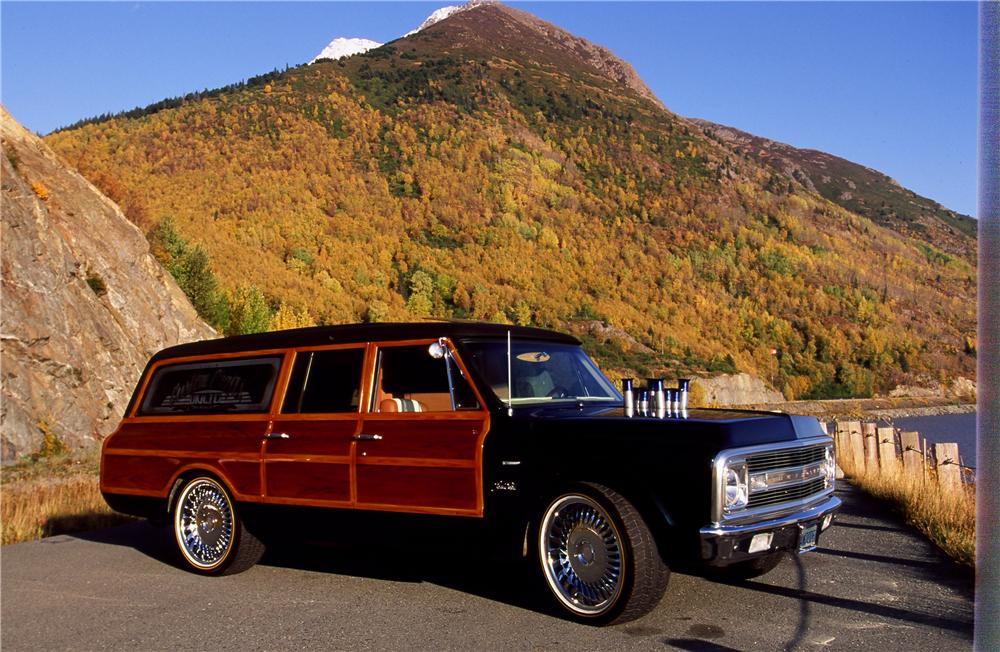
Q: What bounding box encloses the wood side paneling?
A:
[263,418,358,503]
[103,336,493,519]
[356,466,478,511]
[102,420,266,497]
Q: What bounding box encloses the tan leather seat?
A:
[379,397,425,413]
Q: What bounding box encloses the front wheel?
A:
[173,476,264,575]
[537,484,669,624]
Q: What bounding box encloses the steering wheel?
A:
[546,385,570,399]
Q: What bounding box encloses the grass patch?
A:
[1,454,133,546]
[840,458,975,567]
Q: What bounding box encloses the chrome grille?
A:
[748,478,827,508]
[747,445,826,473]
[712,436,835,524]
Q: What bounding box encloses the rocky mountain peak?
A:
[412,1,663,108]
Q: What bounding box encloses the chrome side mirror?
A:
[428,340,447,359]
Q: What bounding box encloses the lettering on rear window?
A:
[138,356,281,415]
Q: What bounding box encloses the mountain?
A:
[398,1,662,106]
[404,3,472,37]
[310,1,491,66]
[1,107,215,461]
[311,38,383,64]
[691,119,976,261]
[44,1,976,400]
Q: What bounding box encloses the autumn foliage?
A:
[45,38,976,397]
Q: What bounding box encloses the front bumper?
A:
[698,494,841,566]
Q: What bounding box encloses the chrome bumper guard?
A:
[698,494,841,565]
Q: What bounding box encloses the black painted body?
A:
[114,322,829,565]
[475,402,823,560]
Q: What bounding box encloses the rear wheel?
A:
[172,476,264,575]
[537,483,669,624]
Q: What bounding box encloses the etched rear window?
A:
[138,356,281,415]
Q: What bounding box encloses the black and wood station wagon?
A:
[102,321,840,624]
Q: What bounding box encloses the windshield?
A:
[462,340,622,405]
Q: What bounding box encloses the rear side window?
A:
[138,356,281,415]
[281,348,365,414]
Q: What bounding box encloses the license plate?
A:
[799,524,818,552]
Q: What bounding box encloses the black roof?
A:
[150,321,580,363]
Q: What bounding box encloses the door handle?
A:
[352,433,383,441]
[265,432,290,440]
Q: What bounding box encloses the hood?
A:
[512,404,827,449]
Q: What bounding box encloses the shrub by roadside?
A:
[840,458,975,567]
[1,454,132,546]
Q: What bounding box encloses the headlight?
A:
[823,445,836,488]
[723,461,748,512]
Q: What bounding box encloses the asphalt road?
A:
[1,485,973,651]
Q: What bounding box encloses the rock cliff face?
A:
[692,373,784,406]
[1,107,214,462]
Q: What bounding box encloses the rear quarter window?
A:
[138,356,282,416]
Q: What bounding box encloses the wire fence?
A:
[825,419,974,488]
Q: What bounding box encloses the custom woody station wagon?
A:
[102,322,840,624]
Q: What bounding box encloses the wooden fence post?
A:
[862,422,878,472]
[900,431,923,480]
[834,421,849,467]
[845,420,864,475]
[877,427,898,474]
[933,443,962,490]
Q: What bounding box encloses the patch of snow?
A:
[310,38,382,64]
[405,0,497,36]
[311,1,497,64]
[405,5,465,36]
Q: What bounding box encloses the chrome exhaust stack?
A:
[622,378,634,417]
[665,388,676,416]
[648,378,665,416]
[678,378,690,413]
[649,378,667,419]
[623,377,686,419]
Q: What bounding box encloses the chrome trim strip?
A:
[709,436,833,524]
[749,461,826,493]
[699,494,841,538]
[728,486,835,525]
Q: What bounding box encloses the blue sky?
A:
[1,2,979,217]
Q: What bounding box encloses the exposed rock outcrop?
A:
[1,107,215,462]
[889,376,977,402]
[692,373,784,406]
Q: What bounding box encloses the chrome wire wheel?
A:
[174,478,235,571]
[539,494,626,617]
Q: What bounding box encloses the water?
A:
[888,413,977,469]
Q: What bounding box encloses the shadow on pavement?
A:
[259,538,558,619]
[663,639,743,651]
[829,520,908,534]
[69,519,560,620]
[736,579,971,634]
[814,547,951,571]
[65,483,974,641]
[70,520,182,568]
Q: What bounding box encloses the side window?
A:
[139,356,281,415]
[281,348,364,414]
[373,344,479,413]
